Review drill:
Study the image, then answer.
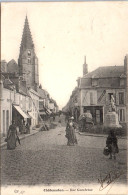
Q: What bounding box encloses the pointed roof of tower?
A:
[20,16,34,50]
[84,56,86,64]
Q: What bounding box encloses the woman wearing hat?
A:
[65,116,78,146]
[6,120,18,150]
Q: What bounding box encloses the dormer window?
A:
[28,50,31,56]
[120,74,126,87]
[120,78,125,87]
[92,78,98,86]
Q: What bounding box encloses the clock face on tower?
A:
[28,50,31,56]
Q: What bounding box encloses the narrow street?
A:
[1,122,127,186]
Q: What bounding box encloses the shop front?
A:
[12,104,31,133]
[83,106,104,124]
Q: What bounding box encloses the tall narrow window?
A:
[6,110,9,134]
[96,110,100,123]
[119,92,124,105]
[108,93,113,101]
[28,58,31,64]
[120,78,125,87]
[119,109,125,122]
[28,50,31,56]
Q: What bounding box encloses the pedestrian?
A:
[6,120,18,150]
[53,115,55,121]
[22,121,27,134]
[26,122,30,134]
[65,116,78,146]
[106,129,119,160]
[58,119,61,127]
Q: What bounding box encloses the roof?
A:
[20,16,34,50]
[7,59,18,73]
[3,78,15,90]
[4,78,14,85]
[49,99,58,107]
[29,88,40,97]
[37,87,47,99]
[18,89,28,96]
[84,66,124,78]
[1,60,7,72]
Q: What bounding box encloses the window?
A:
[108,93,113,102]
[118,109,125,122]
[119,92,124,105]
[28,50,31,56]
[28,58,31,64]
[96,110,100,123]
[120,79,125,87]
[92,79,98,86]
[6,110,9,133]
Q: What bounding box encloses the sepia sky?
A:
[1,2,128,109]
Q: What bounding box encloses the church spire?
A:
[20,16,34,51]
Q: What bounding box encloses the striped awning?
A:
[13,105,30,119]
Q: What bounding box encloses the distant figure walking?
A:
[65,116,78,146]
[7,120,18,150]
[106,129,119,160]
[26,122,30,134]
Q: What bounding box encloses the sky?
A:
[1,1,128,109]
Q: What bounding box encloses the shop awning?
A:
[28,112,36,119]
[46,109,52,114]
[39,111,46,115]
[13,105,30,119]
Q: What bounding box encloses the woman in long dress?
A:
[7,120,17,150]
[65,117,78,146]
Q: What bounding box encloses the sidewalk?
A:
[78,131,127,139]
[0,128,40,148]
[0,121,58,148]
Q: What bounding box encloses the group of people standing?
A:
[18,120,30,134]
[65,116,119,160]
[6,115,119,160]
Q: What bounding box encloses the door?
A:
[96,109,100,124]
[6,110,9,134]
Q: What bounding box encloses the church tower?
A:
[83,56,88,76]
[18,16,39,90]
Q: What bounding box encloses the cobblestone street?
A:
[1,124,127,186]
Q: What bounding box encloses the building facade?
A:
[1,16,59,137]
[63,55,127,126]
[0,79,14,136]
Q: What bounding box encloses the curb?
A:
[78,132,107,138]
[78,132,127,139]
[0,130,39,148]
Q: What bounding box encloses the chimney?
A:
[124,54,128,74]
[83,56,88,76]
